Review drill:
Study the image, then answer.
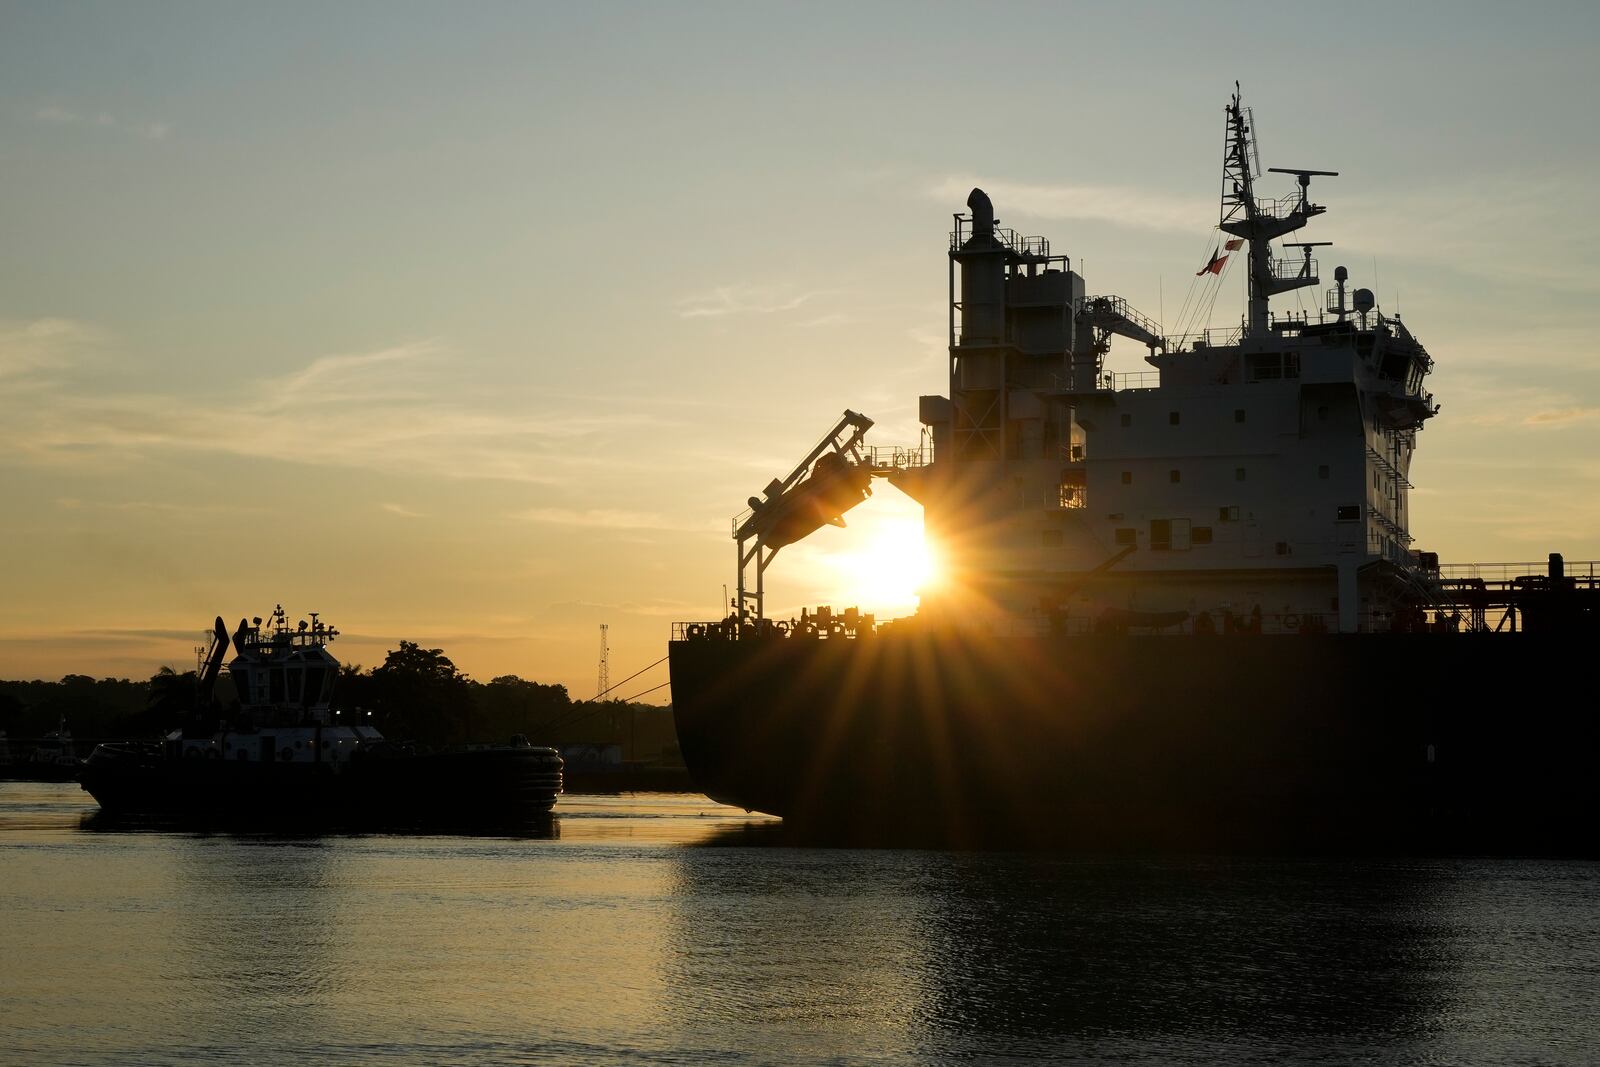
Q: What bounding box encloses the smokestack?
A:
[967,188,995,240]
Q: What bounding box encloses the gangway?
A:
[1078,295,1165,351]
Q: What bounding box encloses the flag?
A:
[1224,238,1244,251]
[1196,247,1229,276]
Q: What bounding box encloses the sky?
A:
[2,1,1598,694]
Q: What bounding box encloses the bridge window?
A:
[1336,504,1361,522]
[1121,471,1133,485]
[1319,465,1330,479]
[1169,469,1181,483]
[1192,526,1214,544]
[1218,506,1240,522]
[1235,467,1247,481]
[1234,409,1246,423]
[1247,353,1301,382]
[1120,413,1131,428]
[1168,411,1181,426]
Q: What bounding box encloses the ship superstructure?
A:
[163,606,379,765]
[910,86,1440,635]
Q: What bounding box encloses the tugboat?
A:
[80,607,563,827]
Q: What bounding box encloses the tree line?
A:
[0,641,676,761]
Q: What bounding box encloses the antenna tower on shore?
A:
[596,623,610,700]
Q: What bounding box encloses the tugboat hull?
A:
[80,743,563,828]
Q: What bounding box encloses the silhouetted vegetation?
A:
[0,641,677,761]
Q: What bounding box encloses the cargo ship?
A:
[667,89,1600,852]
[80,606,563,828]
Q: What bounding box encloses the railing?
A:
[1369,535,1419,567]
[866,444,933,471]
[1437,560,1600,583]
[1250,195,1316,223]
[673,610,877,642]
[1271,256,1319,282]
[672,607,1467,643]
[1048,369,1161,392]
[949,217,1054,261]
[1103,369,1160,390]
[1167,326,1245,352]
[1017,235,1051,257]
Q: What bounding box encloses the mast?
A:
[1218,84,1337,337]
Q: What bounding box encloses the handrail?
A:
[865,444,933,471]
[1437,560,1600,582]
[672,607,1470,642]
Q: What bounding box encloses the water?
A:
[3,782,1598,1065]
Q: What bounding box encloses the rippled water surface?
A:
[3,781,1598,1065]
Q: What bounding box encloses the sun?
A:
[833,518,938,615]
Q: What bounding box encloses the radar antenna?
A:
[1218,85,1339,337]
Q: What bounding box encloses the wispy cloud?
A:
[0,318,100,384]
[31,104,170,140]
[1443,376,1600,430]
[0,329,673,485]
[380,502,425,518]
[676,284,825,320]
[1524,407,1600,427]
[55,497,268,517]
[516,507,670,530]
[927,176,1212,233]
[1337,172,1600,294]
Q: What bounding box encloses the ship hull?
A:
[79,744,563,829]
[669,631,1598,853]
